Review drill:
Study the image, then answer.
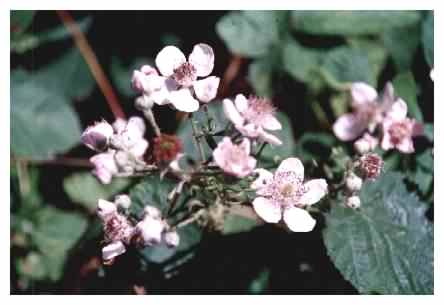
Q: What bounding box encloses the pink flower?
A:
[353,133,378,154]
[251,158,328,232]
[223,94,282,145]
[333,82,394,141]
[381,99,423,153]
[81,120,114,151]
[150,43,220,112]
[111,117,149,158]
[213,137,257,178]
[90,151,119,184]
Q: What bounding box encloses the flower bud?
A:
[356,153,384,180]
[102,241,126,261]
[115,194,131,209]
[345,172,363,193]
[90,152,119,184]
[143,205,162,219]
[346,196,361,209]
[354,133,378,154]
[114,151,135,173]
[97,199,117,219]
[136,217,165,246]
[163,230,180,248]
[81,120,114,151]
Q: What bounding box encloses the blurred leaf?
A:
[290,11,421,36]
[248,57,274,97]
[248,268,270,294]
[422,12,434,68]
[10,11,35,35]
[330,92,349,118]
[294,132,336,162]
[17,252,47,280]
[382,23,421,72]
[216,11,282,58]
[32,207,88,281]
[11,72,82,159]
[392,72,423,122]
[223,213,259,235]
[324,172,433,294]
[321,47,374,89]
[64,172,131,211]
[424,123,433,142]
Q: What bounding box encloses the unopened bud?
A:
[81,120,114,151]
[97,199,117,219]
[115,194,131,209]
[346,196,361,209]
[143,205,162,219]
[354,133,378,154]
[163,230,180,248]
[345,172,363,193]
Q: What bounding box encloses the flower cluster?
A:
[333,82,423,154]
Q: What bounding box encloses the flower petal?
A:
[351,82,378,107]
[333,113,367,141]
[262,116,282,131]
[258,130,282,146]
[276,157,304,178]
[97,199,117,219]
[386,98,408,121]
[102,241,126,261]
[252,197,281,223]
[397,138,414,153]
[223,98,244,126]
[234,94,249,114]
[283,206,316,232]
[251,168,273,190]
[239,138,251,155]
[188,43,215,77]
[169,88,200,112]
[380,131,394,151]
[298,179,328,206]
[193,76,220,103]
[155,46,186,77]
[130,139,149,158]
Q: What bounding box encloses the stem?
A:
[173,210,205,229]
[189,113,205,163]
[56,11,125,120]
[143,109,161,137]
[11,156,92,167]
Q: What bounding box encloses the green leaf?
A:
[248,268,270,294]
[64,172,131,211]
[248,58,275,98]
[290,11,421,36]
[10,11,35,35]
[11,72,82,159]
[223,213,259,235]
[382,23,421,72]
[321,47,374,89]
[216,11,281,58]
[324,172,433,294]
[294,132,336,162]
[422,12,434,68]
[423,123,433,142]
[31,207,88,281]
[392,72,423,122]
[17,252,48,280]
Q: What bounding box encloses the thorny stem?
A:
[189,113,206,163]
[142,109,161,137]
[56,10,126,120]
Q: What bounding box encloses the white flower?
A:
[81,120,114,151]
[345,172,363,193]
[110,117,149,158]
[251,158,328,232]
[223,94,282,145]
[213,137,257,178]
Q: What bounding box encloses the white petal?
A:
[193,76,220,103]
[252,197,281,223]
[239,138,251,155]
[380,131,394,151]
[188,43,215,77]
[299,179,328,206]
[155,46,186,77]
[276,157,304,178]
[251,168,273,190]
[97,199,117,219]
[130,139,149,157]
[350,82,378,107]
[102,241,126,261]
[234,94,249,114]
[381,82,395,107]
[223,98,244,126]
[263,116,282,131]
[283,206,316,232]
[169,89,200,112]
[333,113,367,141]
[127,116,146,138]
[397,138,414,153]
[259,130,282,146]
[386,98,408,121]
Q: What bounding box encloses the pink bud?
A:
[163,230,180,248]
[97,199,117,219]
[354,133,378,154]
[136,217,165,246]
[346,196,361,209]
[90,151,119,184]
[81,120,114,151]
[114,194,131,209]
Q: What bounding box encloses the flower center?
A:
[263,171,305,207]
[173,62,197,87]
[388,121,410,145]
[243,96,276,127]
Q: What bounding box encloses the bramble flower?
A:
[251,158,328,232]
[223,94,282,145]
[333,82,395,141]
[90,150,119,184]
[356,153,384,180]
[81,120,114,152]
[213,137,257,178]
[381,99,423,153]
[110,117,149,158]
[353,132,378,154]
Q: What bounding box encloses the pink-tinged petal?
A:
[353,133,378,154]
[283,206,316,232]
[234,94,249,114]
[258,130,282,146]
[92,168,113,184]
[381,82,395,108]
[81,120,114,151]
[130,139,149,158]
[386,98,408,121]
[380,132,394,151]
[213,137,256,178]
[163,231,180,248]
[239,138,251,155]
[97,199,117,219]
[251,168,274,190]
[223,98,244,126]
[298,179,328,206]
[127,117,146,138]
[411,120,424,137]
[397,138,414,153]
[144,205,162,219]
[262,115,282,131]
[193,76,220,103]
[276,157,304,178]
[131,70,147,93]
[155,46,186,77]
[169,89,200,112]
[333,113,367,141]
[239,123,260,137]
[102,241,126,261]
[188,43,215,77]
[252,197,282,223]
[140,65,158,76]
[113,118,126,134]
[137,217,165,246]
[350,82,378,107]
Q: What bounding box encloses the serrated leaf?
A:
[392,72,423,122]
[422,12,434,68]
[11,74,82,159]
[290,11,421,36]
[324,172,433,294]
[216,11,282,58]
[64,172,131,211]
